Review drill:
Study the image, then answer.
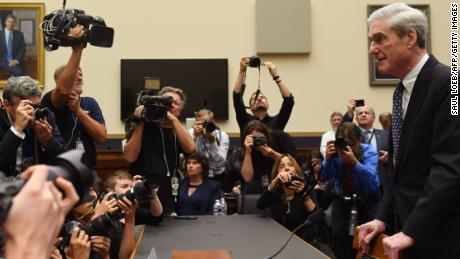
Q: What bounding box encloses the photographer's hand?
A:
[33,118,52,147]
[288,180,305,193]
[65,228,90,259]
[50,247,63,259]
[193,121,203,136]
[5,165,79,259]
[69,25,86,50]
[13,100,34,133]
[240,57,250,73]
[256,144,281,160]
[90,236,111,259]
[67,91,81,113]
[264,61,279,78]
[244,134,253,154]
[117,197,138,223]
[150,187,163,217]
[92,192,118,220]
[276,171,292,184]
[340,146,358,166]
[204,129,216,143]
[379,150,389,163]
[347,99,356,118]
[325,141,336,160]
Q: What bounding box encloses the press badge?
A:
[76,138,85,151]
[171,176,179,196]
[261,175,270,187]
[208,169,214,178]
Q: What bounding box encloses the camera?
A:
[41,8,114,51]
[252,136,267,147]
[136,90,173,124]
[0,150,95,205]
[94,178,158,221]
[32,105,48,120]
[285,174,305,187]
[334,137,347,153]
[59,213,117,250]
[202,121,217,132]
[355,99,365,107]
[249,56,262,68]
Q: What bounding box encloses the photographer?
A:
[41,25,107,169]
[241,120,298,194]
[188,109,229,182]
[0,76,66,176]
[256,155,335,258]
[321,122,379,259]
[124,86,195,214]
[233,57,294,133]
[3,165,79,258]
[104,171,163,225]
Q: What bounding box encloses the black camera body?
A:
[136,90,173,124]
[355,99,365,107]
[285,174,305,187]
[252,136,267,147]
[202,121,217,132]
[41,8,114,51]
[249,56,261,68]
[334,137,347,153]
[33,105,48,120]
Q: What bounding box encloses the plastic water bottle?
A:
[221,197,227,215]
[213,199,222,216]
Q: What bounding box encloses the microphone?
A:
[264,209,325,259]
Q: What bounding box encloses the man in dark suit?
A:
[358,3,460,258]
[0,14,26,76]
[0,76,66,177]
[342,104,391,192]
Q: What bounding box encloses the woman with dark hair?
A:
[177,153,222,215]
[256,155,336,258]
[304,150,333,210]
[241,120,298,194]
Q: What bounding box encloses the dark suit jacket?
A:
[0,29,26,63]
[0,107,67,176]
[376,55,460,257]
[342,113,391,191]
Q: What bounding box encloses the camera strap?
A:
[160,128,180,200]
[243,66,262,109]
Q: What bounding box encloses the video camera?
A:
[136,90,173,124]
[285,174,305,187]
[41,5,114,51]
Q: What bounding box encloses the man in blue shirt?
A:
[322,122,379,259]
[41,25,106,169]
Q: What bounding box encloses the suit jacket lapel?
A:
[396,56,436,170]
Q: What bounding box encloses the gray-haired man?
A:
[0,76,66,176]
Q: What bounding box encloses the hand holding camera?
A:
[92,191,119,220]
[65,228,90,259]
[240,57,250,72]
[339,146,358,166]
[13,100,34,133]
[90,236,111,258]
[244,134,254,154]
[116,197,138,222]
[264,61,279,78]
[33,118,53,147]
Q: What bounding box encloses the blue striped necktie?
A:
[7,31,13,61]
[392,82,404,163]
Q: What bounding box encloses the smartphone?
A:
[355,99,365,107]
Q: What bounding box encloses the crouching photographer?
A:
[0,76,67,176]
[124,87,195,214]
[321,122,380,259]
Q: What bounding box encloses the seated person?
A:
[0,76,66,176]
[189,108,229,182]
[104,170,163,225]
[241,120,298,194]
[177,153,222,215]
[256,155,336,258]
[322,122,380,259]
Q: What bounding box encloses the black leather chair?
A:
[237,194,269,215]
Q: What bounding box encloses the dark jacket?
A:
[0,30,26,63]
[376,55,460,257]
[0,107,67,176]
